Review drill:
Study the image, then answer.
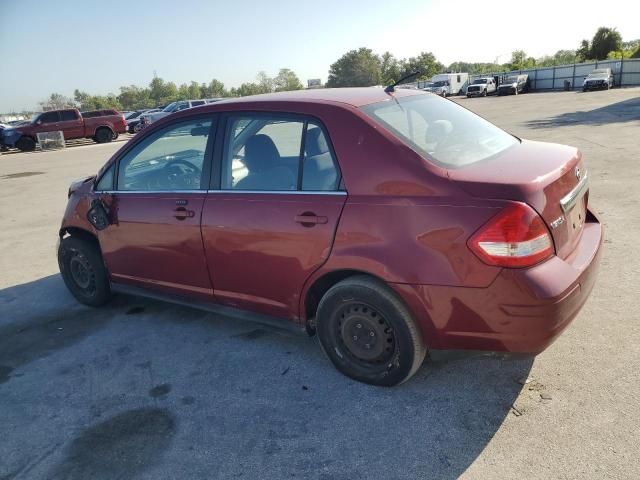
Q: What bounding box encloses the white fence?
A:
[409,58,640,91]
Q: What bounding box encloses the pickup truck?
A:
[466,77,497,97]
[0,108,126,151]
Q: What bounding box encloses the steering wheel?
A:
[163,158,202,188]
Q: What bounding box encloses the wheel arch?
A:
[60,226,100,250]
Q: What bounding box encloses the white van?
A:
[425,73,469,97]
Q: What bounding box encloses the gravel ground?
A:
[0,88,639,479]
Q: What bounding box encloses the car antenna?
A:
[384,71,421,93]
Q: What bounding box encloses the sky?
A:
[0,0,638,111]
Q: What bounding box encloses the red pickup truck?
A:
[0,108,127,151]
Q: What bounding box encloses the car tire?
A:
[58,236,112,307]
[482,89,487,97]
[316,275,426,386]
[112,132,119,140]
[95,127,113,144]
[16,136,36,152]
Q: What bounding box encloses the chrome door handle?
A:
[173,207,195,220]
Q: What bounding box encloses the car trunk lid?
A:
[448,140,588,260]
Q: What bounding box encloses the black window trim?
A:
[211,111,344,193]
[93,112,218,193]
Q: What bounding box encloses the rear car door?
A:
[95,115,217,299]
[58,109,84,139]
[201,114,346,320]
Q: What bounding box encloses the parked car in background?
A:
[497,74,529,95]
[138,98,222,129]
[424,73,469,96]
[583,68,614,91]
[466,77,497,97]
[57,88,602,386]
[1,108,126,151]
[125,109,160,133]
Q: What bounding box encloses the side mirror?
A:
[87,199,111,230]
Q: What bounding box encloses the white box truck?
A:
[425,73,470,97]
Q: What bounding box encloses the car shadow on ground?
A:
[525,96,640,128]
[0,275,533,480]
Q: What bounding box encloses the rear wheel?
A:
[58,236,111,306]
[16,136,36,152]
[95,127,113,144]
[316,275,426,386]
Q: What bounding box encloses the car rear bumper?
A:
[392,209,603,354]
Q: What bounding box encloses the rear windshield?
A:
[361,94,518,168]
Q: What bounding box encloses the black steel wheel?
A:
[58,236,111,306]
[95,127,113,144]
[16,136,36,152]
[316,275,426,386]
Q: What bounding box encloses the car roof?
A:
[209,87,424,108]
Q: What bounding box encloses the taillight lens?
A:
[468,202,554,268]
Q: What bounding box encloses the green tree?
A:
[256,71,274,93]
[273,68,303,92]
[400,52,443,80]
[202,79,227,97]
[326,48,381,87]
[509,50,536,70]
[39,93,74,110]
[149,76,178,105]
[118,85,153,110]
[590,27,623,60]
[576,39,591,62]
[632,46,640,59]
[380,51,402,85]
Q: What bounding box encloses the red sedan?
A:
[58,88,603,386]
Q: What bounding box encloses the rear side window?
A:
[221,116,340,192]
[302,123,339,191]
[60,110,78,121]
[361,95,518,168]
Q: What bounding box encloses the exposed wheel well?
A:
[304,269,386,332]
[60,227,100,249]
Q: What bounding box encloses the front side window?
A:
[361,94,518,168]
[117,118,212,191]
[39,111,59,124]
[96,163,115,190]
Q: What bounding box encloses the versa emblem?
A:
[550,215,566,229]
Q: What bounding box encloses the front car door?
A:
[94,115,217,299]
[201,114,346,320]
[33,111,61,135]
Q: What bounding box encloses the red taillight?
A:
[468,202,554,268]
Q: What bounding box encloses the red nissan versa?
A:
[57,88,603,386]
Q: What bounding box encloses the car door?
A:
[33,111,61,134]
[58,109,84,139]
[95,115,217,299]
[201,114,346,320]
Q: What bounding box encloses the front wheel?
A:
[482,89,487,97]
[316,276,426,386]
[16,136,36,152]
[58,236,112,306]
